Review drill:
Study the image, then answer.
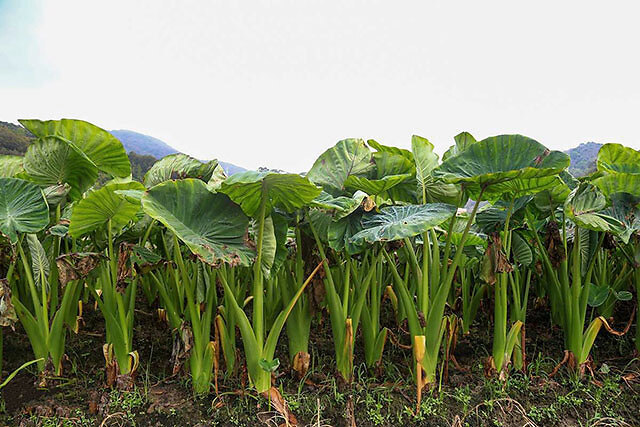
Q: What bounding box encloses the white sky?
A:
[1,0,639,171]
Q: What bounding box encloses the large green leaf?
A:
[143,153,219,188]
[433,135,570,201]
[594,173,640,198]
[328,212,367,254]
[344,173,411,195]
[442,131,477,162]
[219,171,321,218]
[411,135,462,205]
[23,136,98,200]
[19,118,131,177]
[69,182,144,238]
[142,179,254,266]
[600,193,640,244]
[367,139,413,161]
[26,234,49,289]
[0,178,49,242]
[310,190,368,220]
[307,139,374,196]
[533,171,577,213]
[597,143,640,175]
[350,203,456,244]
[564,183,622,233]
[0,156,24,178]
[412,135,439,199]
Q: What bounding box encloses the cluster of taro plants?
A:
[0,118,639,422]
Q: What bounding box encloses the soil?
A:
[0,295,639,426]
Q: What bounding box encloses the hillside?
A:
[565,141,602,177]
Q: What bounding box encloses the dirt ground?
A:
[1,296,639,426]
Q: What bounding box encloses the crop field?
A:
[0,119,639,426]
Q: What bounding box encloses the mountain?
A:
[565,142,602,177]
[109,129,246,175]
[110,129,178,158]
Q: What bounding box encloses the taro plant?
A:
[218,170,322,407]
[525,182,624,374]
[592,144,640,354]
[69,181,145,388]
[0,178,54,379]
[434,134,570,379]
[142,178,254,394]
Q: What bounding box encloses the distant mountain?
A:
[110,129,178,158]
[109,129,246,175]
[565,142,602,177]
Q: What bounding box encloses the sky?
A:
[1,0,639,172]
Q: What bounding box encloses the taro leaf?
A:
[311,191,368,220]
[259,358,280,373]
[26,234,49,289]
[69,181,145,238]
[307,139,374,196]
[594,173,640,198]
[142,178,254,266]
[588,283,609,307]
[344,173,412,196]
[615,290,633,301]
[56,252,104,286]
[143,153,219,188]
[564,183,623,233]
[0,156,24,178]
[601,193,640,244]
[48,224,69,238]
[43,184,71,207]
[433,135,569,201]
[412,135,439,187]
[511,231,532,267]
[307,209,332,244]
[533,171,577,213]
[349,203,456,244]
[476,197,531,233]
[0,279,17,328]
[0,178,49,243]
[369,147,416,201]
[367,139,413,161]
[130,244,163,274]
[328,212,366,254]
[207,164,228,191]
[23,136,98,200]
[442,131,477,162]
[219,171,321,218]
[411,135,461,205]
[597,143,640,175]
[19,118,131,178]
[438,213,487,248]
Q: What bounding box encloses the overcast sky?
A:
[1,1,639,171]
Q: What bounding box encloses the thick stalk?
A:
[253,192,268,349]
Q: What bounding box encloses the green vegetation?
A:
[0,119,639,425]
